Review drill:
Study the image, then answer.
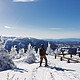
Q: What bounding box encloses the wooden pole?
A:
[67,59,70,63]
[79,53,80,57]
[70,54,72,58]
[60,57,62,61]
[55,54,56,59]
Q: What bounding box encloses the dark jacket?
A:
[39,47,46,56]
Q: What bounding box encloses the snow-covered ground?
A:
[0,54,80,80]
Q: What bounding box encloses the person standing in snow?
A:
[39,44,48,67]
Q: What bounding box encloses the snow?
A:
[0,54,80,80]
[0,36,80,80]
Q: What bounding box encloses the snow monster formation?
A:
[24,43,36,63]
[0,36,15,71]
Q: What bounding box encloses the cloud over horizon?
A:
[48,28,64,30]
[13,0,37,2]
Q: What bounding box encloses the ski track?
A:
[47,68,55,80]
[31,65,55,80]
[32,67,38,80]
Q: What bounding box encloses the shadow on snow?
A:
[46,66,75,72]
[12,67,28,73]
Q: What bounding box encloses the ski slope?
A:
[0,55,80,80]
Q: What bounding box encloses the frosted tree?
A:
[0,52,15,71]
[32,47,36,55]
[0,37,15,71]
[24,43,36,63]
[18,48,25,58]
[54,48,61,54]
[77,47,80,53]
[0,36,4,50]
[0,36,3,43]
[37,48,40,58]
[46,42,53,54]
[0,36,8,54]
[10,45,17,59]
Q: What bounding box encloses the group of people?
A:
[39,44,48,67]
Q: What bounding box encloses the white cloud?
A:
[4,26,12,29]
[48,28,64,30]
[13,0,37,2]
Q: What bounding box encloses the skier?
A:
[39,44,48,67]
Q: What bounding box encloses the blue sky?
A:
[0,0,80,39]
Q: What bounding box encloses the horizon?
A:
[1,35,80,40]
[0,0,80,39]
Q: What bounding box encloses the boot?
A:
[39,63,42,67]
[45,64,48,67]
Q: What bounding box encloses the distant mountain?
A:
[2,37,57,52]
[43,38,80,42]
[3,36,16,39]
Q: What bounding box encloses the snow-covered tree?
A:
[18,48,25,58]
[37,48,40,57]
[0,39,15,71]
[54,47,61,54]
[0,36,3,42]
[0,36,4,49]
[24,43,36,63]
[10,45,17,59]
[46,42,53,54]
[0,52,15,71]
